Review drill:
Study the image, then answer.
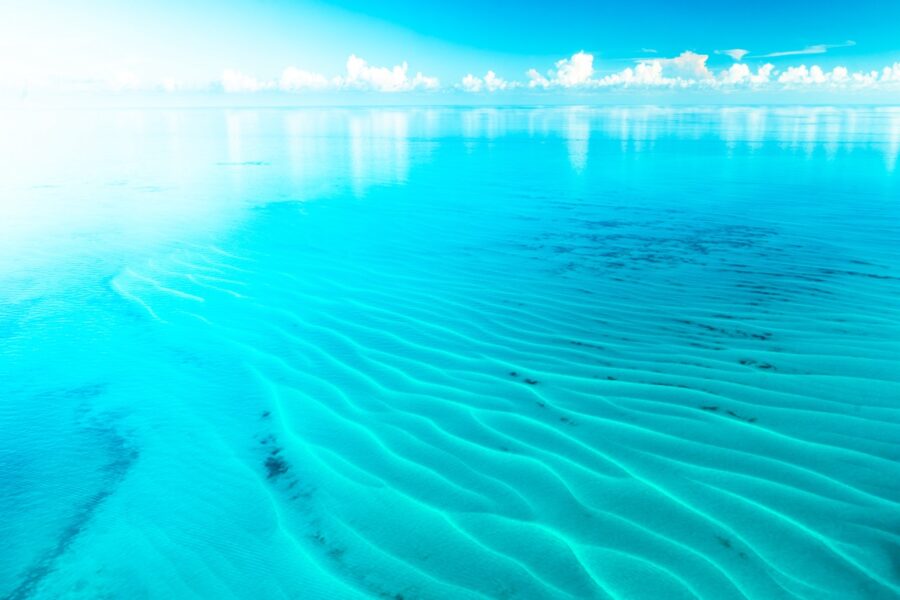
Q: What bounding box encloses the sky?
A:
[2,0,900,104]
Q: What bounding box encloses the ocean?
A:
[1,106,899,599]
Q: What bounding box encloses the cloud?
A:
[461,74,483,92]
[776,64,861,86]
[528,51,595,88]
[667,51,713,79]
[778,65,826,84]
[339,54,438,92]
[591,51,712,87]
[770,62,900,87]
[221,69,270,93]
[208,53,900,97]
[883,63,900,82]
[518,49,900,93]
[461,70,511,92]
[522,50,725,89]
[13,49,900,99]
[592,61,666,87]
[220,55,439,94]
[526,68,551,89]
[717,49,749,61]
[483,71,512,91]
[719,63,774,85]
[641,48,658,54]
[761,40,856,58]
[279,67,329,91]
[555,51,595,86]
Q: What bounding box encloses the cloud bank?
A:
[460,70,513,92]
[458,50,900,94]
[5,48,900,99]
[222,55,439,94]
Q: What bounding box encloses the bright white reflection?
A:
[886,109,900,173]
[225,110,260,166]
[0,110,243,278]
[720,107,767,151]
[2,106,897,283]
[462,109,504,141]
[284,110,332,195]
[349,110,409,196]
[564,108,590,172]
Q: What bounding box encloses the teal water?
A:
[1,107,899,599]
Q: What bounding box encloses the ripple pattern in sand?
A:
[107,198,900,600]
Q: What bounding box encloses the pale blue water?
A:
[1,107,899,599]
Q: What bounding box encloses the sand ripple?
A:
[105,197,900,599]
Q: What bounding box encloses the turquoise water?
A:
[1,106,899,599]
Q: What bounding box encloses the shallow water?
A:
[1,106,899,599]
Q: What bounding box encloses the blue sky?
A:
[2,0,900,103]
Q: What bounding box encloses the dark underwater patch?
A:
[5,423,137,600]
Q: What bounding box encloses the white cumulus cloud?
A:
[338,54,438,92]
[774,63,900,88]
[778,65,829,85]
[460,70,511,92]
[279,67,329,91]
[528,51,595,88]
[880,63,900,82]
[221,69,270,93]
[461,74,483,92]
[221,55,439,94]
[590,51,712,88]
[520,49,900,93]
[594,61,670,87]
[667,51,713,79]
[21,49,900,98]
[526,68,551,89]
[555,51,595,86]
[719,63,774,85]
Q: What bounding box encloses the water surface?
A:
[1,106,899,599]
